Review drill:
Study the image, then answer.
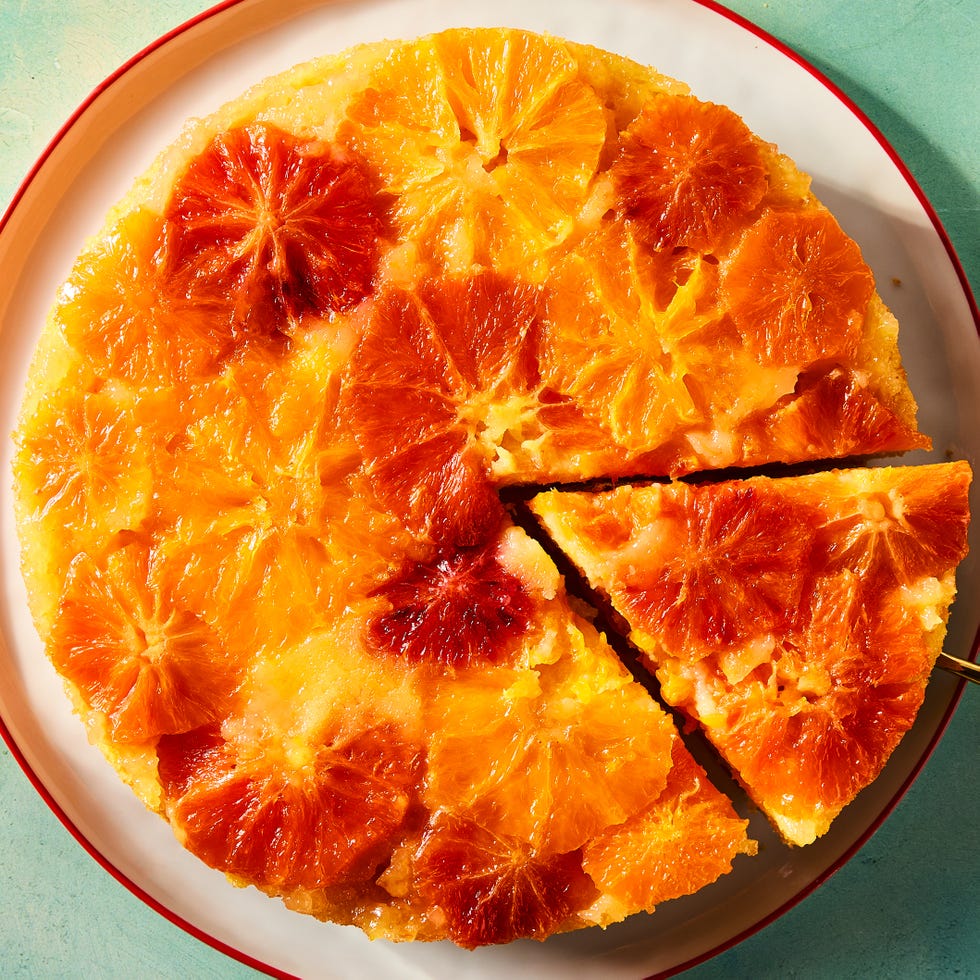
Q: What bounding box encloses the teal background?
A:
[1,1,977,976]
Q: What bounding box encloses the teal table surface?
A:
[1,2,977,977]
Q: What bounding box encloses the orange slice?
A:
[13,386,152,553]
[410,815,597,948]
[612,94,769,252]
[342,271,541,546]
[162,123,392,336]
[423,661,676,856]
[157,723,422,891]
[367,540,533,670]
[341,29,606,270]
[721,207,874,365]
[57,210,227,388]
[49,546,236,742]
[583,737,757,911]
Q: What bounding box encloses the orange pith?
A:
[12,26,953,948]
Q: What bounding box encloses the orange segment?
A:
[612,95,768,252]
[721,208,874,365]
[49,546,236,742]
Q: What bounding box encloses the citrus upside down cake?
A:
[12,27,971,948]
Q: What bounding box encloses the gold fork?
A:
[938,651,980,686]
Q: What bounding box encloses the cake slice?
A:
[531,462,971,844]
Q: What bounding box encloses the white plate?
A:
[1,1,977,977]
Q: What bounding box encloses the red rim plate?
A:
[0,2,976,977]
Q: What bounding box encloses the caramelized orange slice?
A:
[163,123,391,335]
[753,365,932,461]
[722,208,874,365]
[342,29,606,269]
[424,664,676,855]
[613,95,768,252]
[158,723,422,891]
[583,738,756,910]
[50,547,235,742]
[367,541,533,669]
[14,387,152,544]
[412,814,596,948]
[343,271,541,545]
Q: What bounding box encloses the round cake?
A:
[12,27,959,948]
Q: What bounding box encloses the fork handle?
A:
[938,651,980,686]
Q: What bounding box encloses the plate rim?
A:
[0,2,977,978]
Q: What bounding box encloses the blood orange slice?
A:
[157,723,422,891]
[612,94,769,252]
[721,207,874,365]
[367,540,533,670]
[410,814,597,948]
[806,461,971,592]
[162,123,392,336]
[748,365,932,462]
[342,270,542,546]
